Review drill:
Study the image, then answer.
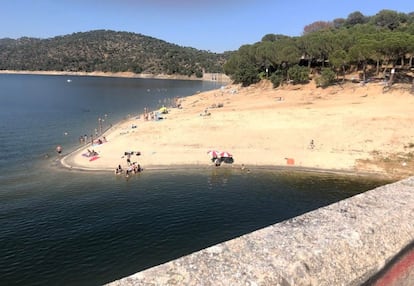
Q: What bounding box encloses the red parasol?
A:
[207,150,220,158]
[219,151,232,158]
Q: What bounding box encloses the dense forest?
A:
[224,10,414,87]
[0,30,230,77]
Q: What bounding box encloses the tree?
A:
[372,10,403,30]
[303,21,334,35]
[255,41,276,73]
[349,39,376,81]
[224,45,260,86]
[407,34,414,67]
[303,30,338,67]
[261,34,289,42]
[333,18,346,29]
[345,11,368,27]
[329,50,349,81]
[378,32,411,66]
[233,61,260,86]
[278,38,301,64]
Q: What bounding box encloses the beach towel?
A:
[89,156,100,162]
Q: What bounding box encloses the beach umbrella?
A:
[159,106,168,114]
[207,150,220,158]
[220,151,232,158]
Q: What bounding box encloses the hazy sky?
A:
[1,0,413,52]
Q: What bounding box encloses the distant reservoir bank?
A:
[0,70,232,82]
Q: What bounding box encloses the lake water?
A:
[0,74,390,286]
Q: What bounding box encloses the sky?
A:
[1,0,413,53]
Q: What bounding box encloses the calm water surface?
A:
[0,74,390,285]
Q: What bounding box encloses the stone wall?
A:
[202,72,231,83]
[107,177,414,286]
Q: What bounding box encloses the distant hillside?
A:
[0,30,232,78]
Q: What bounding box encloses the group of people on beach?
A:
[115,151,143,177]
[85,149,98,157]
[115,162,143,177]
[94,137,107,145]
[79,134,107,145]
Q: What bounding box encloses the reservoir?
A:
[0,74,390,285]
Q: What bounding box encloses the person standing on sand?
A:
[144,107,148,121]
[309,139,315,149]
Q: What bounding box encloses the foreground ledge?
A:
[107,177,414,286]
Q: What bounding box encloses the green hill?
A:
[0,30,231,78]
[224,9,414,87]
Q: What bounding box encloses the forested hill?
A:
[0,30,231,77]
[224,9,414,87]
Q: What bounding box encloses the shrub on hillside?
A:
[315,68,336,87]
[270,71,284,88]
[287,65,310,84]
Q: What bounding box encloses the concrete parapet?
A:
[108,177,414,286]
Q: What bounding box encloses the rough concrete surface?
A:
[107,177,414,286]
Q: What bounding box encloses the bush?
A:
[287,65,310,84]
[315,68,336,87]
[232,62,260,87]
[195,70,203,78]
[270,72,284,88]
[258,71,267,80]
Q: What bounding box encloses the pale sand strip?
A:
[61,80,414,178]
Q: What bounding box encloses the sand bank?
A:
[61,80,414,179]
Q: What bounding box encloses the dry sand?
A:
[61,79,414,179]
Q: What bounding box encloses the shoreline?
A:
[59,113,389,180]
[0,70,231,82]
[59,158,391,181]
[58,78,414,180]
[59,133,390,182]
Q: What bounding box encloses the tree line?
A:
[224,10,414,87]
[0,30,230,78]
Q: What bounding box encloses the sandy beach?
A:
[61,79,414,179]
